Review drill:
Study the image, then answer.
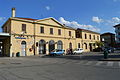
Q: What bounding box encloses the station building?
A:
[0,8,100,57]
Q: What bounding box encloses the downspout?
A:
[33,21,36,55]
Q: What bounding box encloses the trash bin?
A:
[16,52,20,57]
[104,50,108,59]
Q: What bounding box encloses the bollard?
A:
[104,50,108,59]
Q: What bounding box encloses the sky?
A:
[1,0,120,33]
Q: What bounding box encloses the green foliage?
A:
[95,41,104,48]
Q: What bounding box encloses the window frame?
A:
[58,29,61,35]
[22,24,26,33]
[50,28,53,34]
[69,31,71,36]
[85,34,87,39]
[40,26,44,33]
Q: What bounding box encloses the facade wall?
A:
[10,35,34,57]
[9,18,77,57]
[2,18,100,57]
[76,30,100,52]
[11,20,34,35]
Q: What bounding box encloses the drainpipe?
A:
[33,21,36,55]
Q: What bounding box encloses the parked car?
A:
[73,48,84,54]
[49,49,65,56]
[105,47,114,53]
[93,47,103,52]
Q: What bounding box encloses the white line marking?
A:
[107,62,114,66]
[95,61,104,66]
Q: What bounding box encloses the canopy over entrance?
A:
[0,33,10,57]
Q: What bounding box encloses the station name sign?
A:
[15,37,26,39]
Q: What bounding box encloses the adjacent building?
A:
[76,28,100,52]
[114,24,120,47]
[0,8,100,57]
[100,32,115,48]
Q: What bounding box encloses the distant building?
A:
[101,32,115,47]
[114,24,120,47]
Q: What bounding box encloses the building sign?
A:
[15,37,26,39]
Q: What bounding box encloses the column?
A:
[46,44,49,55]
[55,43,57,50]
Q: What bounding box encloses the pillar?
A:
[46,44,49,55]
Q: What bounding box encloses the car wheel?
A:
[74,52,76,55]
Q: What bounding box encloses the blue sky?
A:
[0,0,120,33]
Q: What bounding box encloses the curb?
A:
[99,58,120,61]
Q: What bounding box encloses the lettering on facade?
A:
[15,37,26,39]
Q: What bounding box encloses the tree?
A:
[95,41,104,48]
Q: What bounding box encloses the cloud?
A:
[92,16,103,23]
[0,17,6,22]
[112,17,120,23]
[45,6,50,10]
[59,17,100,32]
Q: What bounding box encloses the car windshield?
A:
[75,48,83,51]
[55,49,63,52]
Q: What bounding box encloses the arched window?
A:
[39,39,46,45]
[57,40,63,50]
[21,41,26,45]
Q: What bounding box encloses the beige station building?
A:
[0,8,100,57]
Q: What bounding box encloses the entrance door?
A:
[69,42,72,49]
[39,40,46,54]
[57,40,63,50]
[21,41,26,56]
[49,40,55,52]
[89,43,92,51]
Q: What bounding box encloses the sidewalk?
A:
[100,58,120,61]
[99,52,120,61]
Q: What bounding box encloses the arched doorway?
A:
[89,43,92,51]
[49,40,55,52]
[39,40,46,54]
[57,40,63,50]
[21,41,26,56]
[69,42,72,49]
[84,43,87,49]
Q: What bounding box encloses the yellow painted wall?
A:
[2,17,100,57]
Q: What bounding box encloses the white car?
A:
[73,48,84,54]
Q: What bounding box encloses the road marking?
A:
[84,61,93,65]
[95,61,104,66]
[107,62,114,66]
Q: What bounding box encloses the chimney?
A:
[12,8,16,17]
